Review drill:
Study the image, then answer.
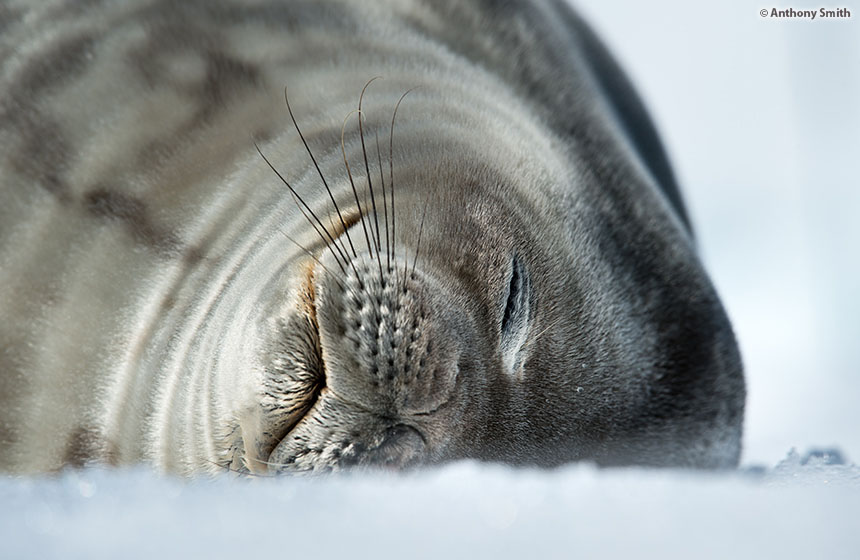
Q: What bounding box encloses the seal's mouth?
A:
[252,262,326,472]
[277,260,326,424]
[258,208,368,468]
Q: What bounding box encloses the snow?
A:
[2,1,858,558]
[1,451,858,559]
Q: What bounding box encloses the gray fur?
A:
[0,0,744,475]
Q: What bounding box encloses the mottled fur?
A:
[0,0,743,475]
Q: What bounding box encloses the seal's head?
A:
[243,144,742,474]
[228,67,745,474]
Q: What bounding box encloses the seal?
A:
[0,0,744,475]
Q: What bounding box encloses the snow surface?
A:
[1,451,858,560]
[2,1,858,558]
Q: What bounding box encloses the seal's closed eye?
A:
[500,254,530,375]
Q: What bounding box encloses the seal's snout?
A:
[314,254,460,417]
[343,424,427,470]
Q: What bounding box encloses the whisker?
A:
[325,209,352,276]
[403,226,410,282]
[284,86,358,260]
[254,142,349,271]
[375,129,390,273]
[278,227,347,292]
[390,88,417,277]
[361,174,375,272]
[358,77,383,261]
[341,110,375,265]
[411,186,431,276]
[287,191,346,275]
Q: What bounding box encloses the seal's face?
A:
[244,120,741,473]
[247,158,541,473]
[241,147,540,472]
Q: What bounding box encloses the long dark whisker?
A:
[361,163,384,281]
[375,129,390,273]
[358,77,383,261]
[255,142,349,272]
[390,88,417,275]
[341,110,375,264]
[314,198,362,283]
[284,86,357,260]
[286,191,346,275]
[325,209,351,274]
[278,227,347,291]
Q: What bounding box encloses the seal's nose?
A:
[359,424,426,469]
[313,252,460,416]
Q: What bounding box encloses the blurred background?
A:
[577,0,860,465]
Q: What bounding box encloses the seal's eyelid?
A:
[501,255,522,334]
[500,254,531,375]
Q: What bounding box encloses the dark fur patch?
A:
[193,50,261,120]
[0,4,24,35]
[63,425,103,468]
[0,34,92,201]
[16,34,95,96]
[183,245,207,267]
[1,109,74,201]
[84,188,182,255]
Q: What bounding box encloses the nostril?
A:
[364,424,426,469]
